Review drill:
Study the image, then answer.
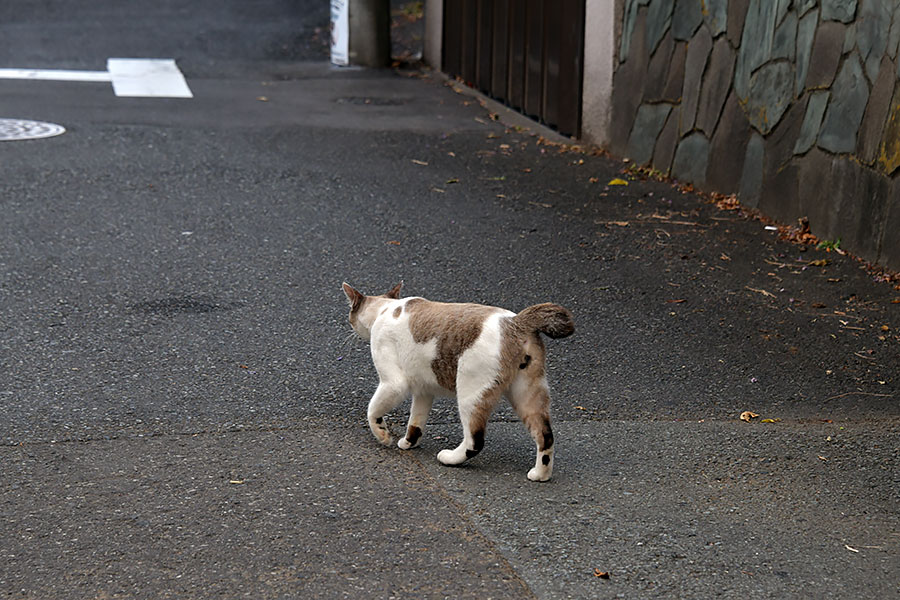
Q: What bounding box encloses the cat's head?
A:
[341,282,403,341]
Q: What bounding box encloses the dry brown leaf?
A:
[593,569,610,579]
[740,411,760,422]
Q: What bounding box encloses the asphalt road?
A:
[2,2,898,598]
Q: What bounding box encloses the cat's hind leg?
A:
[398,393,433,450]
[508,375,554,482]
[367,382,407,445]
[437,386,502,466]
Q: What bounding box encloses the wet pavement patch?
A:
[334,96,408,106]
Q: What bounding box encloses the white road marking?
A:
[107,58,192,98]
[0,59,192,98]
[0,68,111,82]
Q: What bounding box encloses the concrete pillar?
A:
[348,0,391,67]
[424,0,443,69]
[581,0,623,148]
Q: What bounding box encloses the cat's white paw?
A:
[527,466,552,482]
[397,437,414,450]
[437,447,467,465]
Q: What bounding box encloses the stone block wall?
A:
[607,0,900,269]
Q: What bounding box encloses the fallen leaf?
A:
[666,299,686,304]
[589,177,599,183]
[818,455,828,461]
[740,411,760,422]
[411,159,428,166]
[608,178,629,186]
[881,325,890,331]
[575,406,586,411]
[760,418,781,423]
[608,221,630,227]
[809,259,829,267]
[720,253,731,261]
[386,240,401,245]
[593,569,610,579]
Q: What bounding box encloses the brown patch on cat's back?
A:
[405,299,500,391]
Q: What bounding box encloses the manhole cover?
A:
[0,118,66,141]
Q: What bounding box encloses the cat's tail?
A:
[514,303,575,339]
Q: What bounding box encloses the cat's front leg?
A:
[367,382,406,445]
[398,393,433,450]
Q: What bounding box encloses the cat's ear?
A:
[385,282,403,299]
[342,282,365,312]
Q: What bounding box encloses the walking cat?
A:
[341,282,574,482]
